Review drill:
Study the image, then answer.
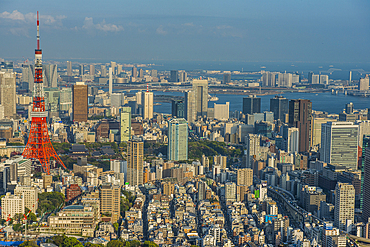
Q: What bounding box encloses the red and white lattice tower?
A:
[23,12,66,174]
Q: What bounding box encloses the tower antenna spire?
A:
[37,11,40,50]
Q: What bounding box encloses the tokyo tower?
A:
[23,12,66,174]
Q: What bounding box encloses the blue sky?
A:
[0,0,369,63]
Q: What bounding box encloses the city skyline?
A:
[1,1,370,63]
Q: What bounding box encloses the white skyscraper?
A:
[287,127,299,153]
[142,91,153,120]
[334,183,355,231]
[277,72,293,87]
[185,91,196,123]
[311,74,319,84]
[168,118,188,161]
[43,64,58,88]
[321,122,358,170]
[261,72,277,87]
[214,102,229,120]
[320,74,329,84]
[111,93,123,108]
[245,134,260,168]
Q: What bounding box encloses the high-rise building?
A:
[110,62,116,75]
[89,65,95,76]
[192,79,208,118]
[1,192,24,219]
[311,117,336,147]
[120,107,131,142]
[72,82,88,122]
[111,93,123,108]
[151,70,157,78]
[245,134,260,168]
[320,75,329,85]
[358,75,369,91]
[223,73,231,84]
[286,127,299,153]
[277,72,293,87]
[44,87,60,118]
[117,64,123,75]
[101,64,107,77]
[100,183,120,223]
[225,182,236,202]
[0,71,16,118]
[60,87,72,112]
[214,155,227,169]
[214,102,229,120]
[237,168,253,187]
[363,147,370,220]
[108,67,113,96]
[163,182,174,196]
[270,96,289,121]
[67,61,72,76]
[142,91,153,120]
[243,96,261,115]
[170,70,178,82]
[185,91,196,123]
[132,67,137,78]
[198,181,206,201]
[138,69,144,78]
[43,64,57,88]
[321,122,358,170]
[21,64,33,89]
[79,64,84,76]
[178,71,187,82]
[345,102,354,114]
[261,72,277,87]
[172,100,185,118]
[334,183,355,231]
[127,140,144,186]
[289,99,312,152]
[14,185,38,212]
[168,118,188,161]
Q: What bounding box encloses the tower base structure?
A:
[23,113,66,174]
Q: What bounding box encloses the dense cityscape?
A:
[1,3,370,247]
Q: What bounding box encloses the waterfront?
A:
[153,91,370,115]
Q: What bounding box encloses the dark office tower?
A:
[170,70,178,82]
[308,71,314,84]
[270,96,289,121]
[223,73,231,84]
[242,96,261,115]
[345,102,354,114]
[72,82,88,122]
[361,136,370,211]
[172,100,185,118]
[288,99,312,152]
[132,67,137,78]
[79,64,84,76]
[363,147,370,221]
